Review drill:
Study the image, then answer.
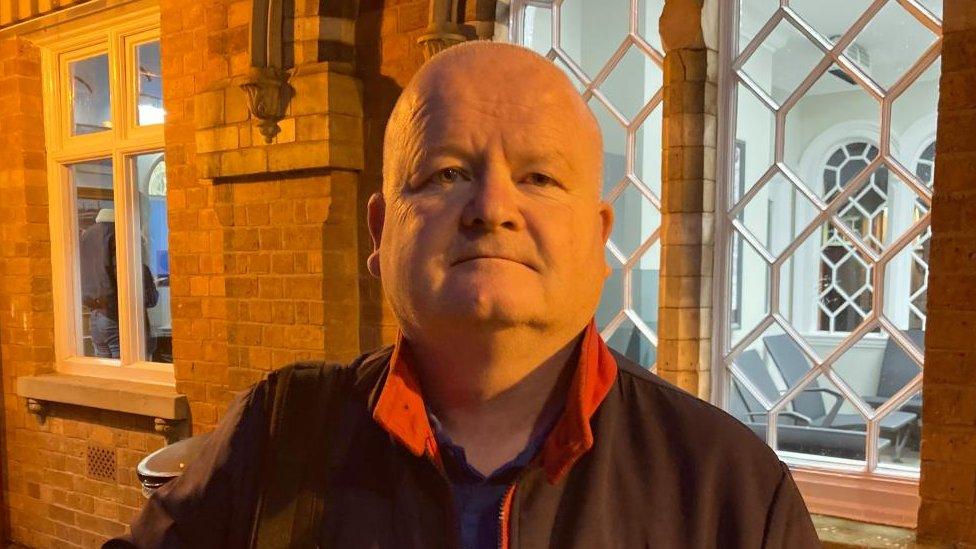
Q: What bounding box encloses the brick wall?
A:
[159,0,238,433]
[917,0,976,545]
[0,36,168,548]
[160,0,433,435]
[356,0,430,350]
[159,0,368,434]
[0,0,432,545]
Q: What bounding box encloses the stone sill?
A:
[16,374,188,420]
[814,515,948,548]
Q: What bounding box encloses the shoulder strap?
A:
[249,362,351,549]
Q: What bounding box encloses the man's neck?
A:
[405,324,585,476]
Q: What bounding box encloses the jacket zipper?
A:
[426,444,463,549]
[498,482,517,549]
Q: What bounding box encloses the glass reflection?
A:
[518,0,664,367]
[136,41,165,125]
[73,159,118,357]
[71,54,112,135]
[725,0,940,470]
[133,152,172,363]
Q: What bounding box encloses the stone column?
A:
[0,37,54,388]
[168,0,366,431]
[656,0,718,398]
[356,0,435,351]
[917,1,976,544]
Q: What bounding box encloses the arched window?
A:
[818,142,888,332]
[908,141,935,329]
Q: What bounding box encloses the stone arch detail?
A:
[418,0,499,60]
[241,0,361,143]
[250,0,361,68]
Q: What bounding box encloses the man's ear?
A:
[367,192,385,279]
[599,202,614,278]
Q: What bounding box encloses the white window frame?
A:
[33,4,173,385]
[712,0,941,528]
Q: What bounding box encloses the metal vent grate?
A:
[87,444,116,481]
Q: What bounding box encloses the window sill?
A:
[791,465,918,528]
[814,515,947,548]
[16,373,188,424]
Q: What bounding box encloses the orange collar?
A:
[371,320,618,484]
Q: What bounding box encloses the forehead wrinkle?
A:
[412,109,586,183]
[413,90,590,146]
[403,99,600,195]
[418,72,586,118]
[384,43,605,197]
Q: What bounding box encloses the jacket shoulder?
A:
[268,346,393,388]
[608,350,784,469]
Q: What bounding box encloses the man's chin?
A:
[426,292,543,329]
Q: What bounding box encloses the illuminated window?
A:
[39,8,172,381]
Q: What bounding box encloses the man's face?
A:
[370,51,613,336]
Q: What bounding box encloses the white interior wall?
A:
[732,41,774,351]
[733,54,937,405]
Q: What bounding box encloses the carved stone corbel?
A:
[154,417,184,445]
[240,66,293,143]
[244,0,292,143]
[26,398,49,425]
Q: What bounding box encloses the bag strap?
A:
[249,362,351,548]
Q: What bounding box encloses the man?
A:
[112,42,820,548]
[80,208,159,359]
[80,208,122,357]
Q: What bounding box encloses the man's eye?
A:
[523,173,556,187]
[432,168,466,185]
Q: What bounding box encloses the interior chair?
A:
[729,349,890,460]
[762,334,917,462]
[860,329,924,416]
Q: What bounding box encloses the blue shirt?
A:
[427,413,555,549]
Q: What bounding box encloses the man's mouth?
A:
[452,256,537,271]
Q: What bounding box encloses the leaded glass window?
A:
[506,0,665,369]
[717,0,941,481]
[819,142,887,332]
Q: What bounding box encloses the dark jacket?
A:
[80,221,118,316]
[114,323,820,548]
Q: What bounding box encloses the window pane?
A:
[135,41,165,125]
[132,152,172,363]
[721,0,939,472]
[72,159,119,358]
[70,54,112,135]
[514,0,665,369]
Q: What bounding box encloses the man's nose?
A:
[460,168,524,232]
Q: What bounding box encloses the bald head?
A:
[366,40,614,342]
[382,42,603,197]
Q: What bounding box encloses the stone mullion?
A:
[657,42,718,398]
[285,0,359,67]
